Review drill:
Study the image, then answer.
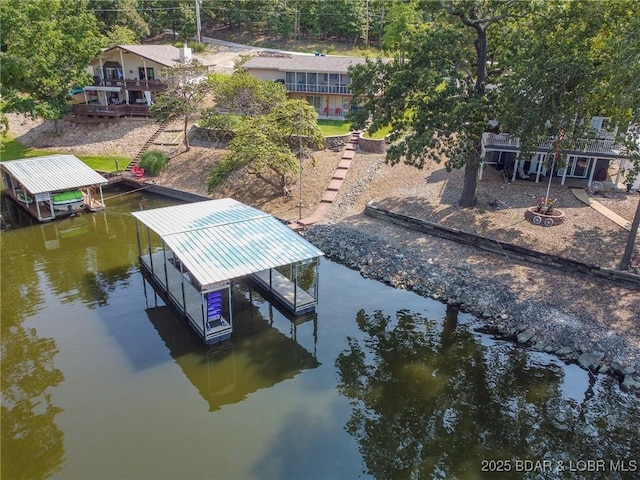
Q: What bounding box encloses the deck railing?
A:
[285,83,351,95]
[91,78,168,92]
[482,132,621,155]
[73,103,151,117]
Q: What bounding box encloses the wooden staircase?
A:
[125,122,169,174]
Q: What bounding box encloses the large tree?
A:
[496,0,640,270]
[0,0,102,133]
[208,69,288,116]
[349,0,529,207]
[150,60,210,151]
[222,99,323,196]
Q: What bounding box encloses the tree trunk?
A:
[458,25,486,208]
[460,153,479,207]
[183,116,190,151]
[53,118,60,135]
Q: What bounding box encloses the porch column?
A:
[143,58,148,87]
[614,158,625,187]
[535,153,544,183]
[560,156,569,185]
[587,157,597,187]
[99,58,104,84]
[119,48,126,84]
[511,159,518,182]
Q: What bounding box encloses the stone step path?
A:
[290,131,361,230]
[571,188,632,231]
[124,121,169,174]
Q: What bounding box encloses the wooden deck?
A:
[82,192,105,212]
[140,251,232,344]
[251,268,317,315]
[3,190,55,221]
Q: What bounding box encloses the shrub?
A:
[138,149,168,175]
[206,157,240,193]
[173,41,206,53]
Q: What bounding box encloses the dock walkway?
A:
[571,188,631,231]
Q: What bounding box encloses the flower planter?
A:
[525,206,565,227]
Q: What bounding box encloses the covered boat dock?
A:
[132,198,324,345]
[0,154,108,222]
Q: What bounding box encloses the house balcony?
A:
[90,78,168,92]
[72,103,151,118]
[482,132,622,156]
[285,83,351,95]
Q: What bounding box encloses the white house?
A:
[480,116,632,188]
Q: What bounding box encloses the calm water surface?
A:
[1,189,639,480]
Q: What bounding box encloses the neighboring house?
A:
[480,116,632,188]
[74,44,211,118]
[242,53,374,118]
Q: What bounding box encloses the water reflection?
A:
[1,231,65,479]
[0,189,177,480]
[143,281,320,412]
[336,306,640,479]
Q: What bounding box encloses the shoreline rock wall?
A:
[304,223,640,393]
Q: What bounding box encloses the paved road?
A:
[196,35,313,73]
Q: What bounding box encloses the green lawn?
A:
[317,119,352,136]
[363,124,392,139]
[1,136,130,172]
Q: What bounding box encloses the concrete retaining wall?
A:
[365,203,640,288]
[358,132,386,153]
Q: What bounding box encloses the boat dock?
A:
[132,199,324,345]
[140,251,233,344]
[1,154,108,222]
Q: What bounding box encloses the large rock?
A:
[621,375,640,392]
[578,351,604,371]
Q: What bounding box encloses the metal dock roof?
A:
[0,154,108,194]
[132,199,324,287]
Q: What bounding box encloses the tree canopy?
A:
[350,0,529,207]
[349,0,640,207]
[220,98,323,196]
[0,0,102,133]
[208,69,288,116]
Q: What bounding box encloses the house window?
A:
[558,156,591,178]
[306,96,322,110]
[286,72,295,84]
[105,67,120,79]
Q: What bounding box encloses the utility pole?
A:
[379,6,385,49]
[620,198,640,270]
[364,0,369,49]
[195,0,202,43]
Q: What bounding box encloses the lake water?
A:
[1,188,639,480]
